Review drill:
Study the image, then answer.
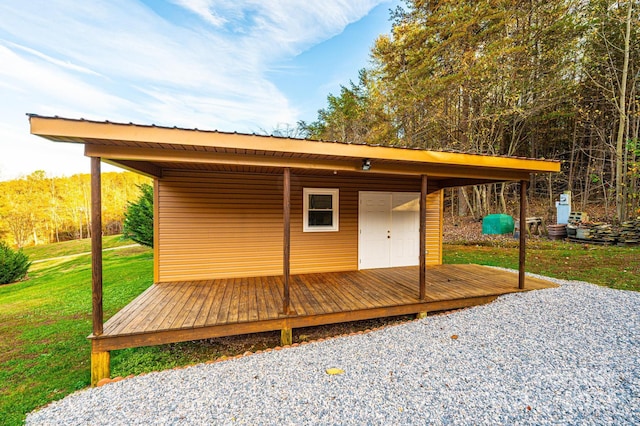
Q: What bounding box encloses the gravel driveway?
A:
[27,274,640,425]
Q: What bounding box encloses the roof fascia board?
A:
[32,116,560,174]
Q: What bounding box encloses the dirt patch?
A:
[156,315,425,361]
[159,310,471,364]
[444,216,522,245]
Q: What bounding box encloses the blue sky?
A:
[0,0,398,180]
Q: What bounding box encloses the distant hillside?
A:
[0,171,150,248]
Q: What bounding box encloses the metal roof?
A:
[28,114,560,185]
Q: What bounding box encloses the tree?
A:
[578,0,639,220]
[0,172,46,248]
[123,183,154,247]
[0,242,31,285]
[300,69,398,145]
[0,171,151,247]
[259,122,309,139]
[615,1,633,220]
[308,0,584,216]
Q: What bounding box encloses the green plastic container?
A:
[482,214,514,235]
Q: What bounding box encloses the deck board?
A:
[176,282,213,328]
[105,284,156,334]
[119,283,175,334]
[263,276,282,317]
[247,276,260,322]
[194,280,219,328]
[214,278,233,324]
[255,276,272,320]
[306,272,344,314]
[172,281,207,329]
[97,265,557,351]
[289,276,312,316]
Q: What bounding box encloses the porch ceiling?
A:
[29,114,560,186]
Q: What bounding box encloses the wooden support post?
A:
[281,327,293,346]
[91,350,110,386]
[416,311,428,319]
[519,179,528,289]
[282,167,291,315]
[419,175,427,300]
[91,157,103,336]
[153,179,159,283]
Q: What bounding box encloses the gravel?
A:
[27,274,640,425]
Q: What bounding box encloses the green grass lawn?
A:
[444,239,640,292]
[1,237,637,424]
[21,235,133,261]
[0,241,152,426]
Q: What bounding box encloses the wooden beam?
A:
[519,179,528,289]
[103,158,163,178]
[153,179,159,283]
[91,317,292,351]
[282,168,291,315]
[438,189,444,264]
[84,144,534,181]
[91,157,103,336]
[419,175,427,300]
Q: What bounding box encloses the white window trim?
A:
[303,188,339,232]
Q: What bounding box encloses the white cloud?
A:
[171,0,385,57]
[170,0,228,27]
[134,85,297,131]
[0,45,132,118]
[0,0,389,178]
[3,41,103,77]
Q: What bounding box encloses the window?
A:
[303,188,339,232]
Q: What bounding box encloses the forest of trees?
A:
[0,171,150,248]
[301,0,640,222]
[3,1,638,249]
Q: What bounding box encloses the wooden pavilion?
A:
[29,115,560,385]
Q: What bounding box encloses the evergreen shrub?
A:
[123,183,154,248]
[0,242,31,285]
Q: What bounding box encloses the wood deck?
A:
[90,265,556,351]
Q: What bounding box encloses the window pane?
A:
[309,194,332,210]
[308,211,333,226]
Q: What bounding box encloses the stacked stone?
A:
[573,217,640,245]
[618,218,640,245]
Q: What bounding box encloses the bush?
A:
[0,242,31,285]
[123,183,154,248]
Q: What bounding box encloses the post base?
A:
[91,351,110,387]
[281,328,293,346]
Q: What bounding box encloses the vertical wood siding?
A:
[157,170,442,282]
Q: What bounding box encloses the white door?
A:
[358,192,391,269]
[359,192,420,269]
[391,192,420,267]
